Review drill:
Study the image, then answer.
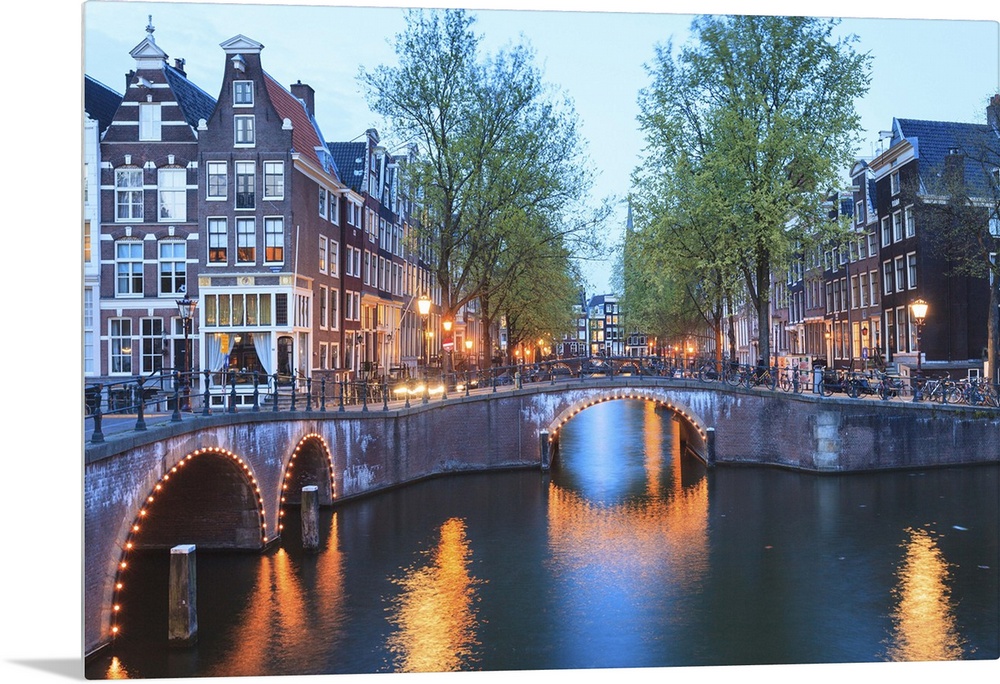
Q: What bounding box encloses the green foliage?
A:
[360,8,609,354]
[628,15,872,361]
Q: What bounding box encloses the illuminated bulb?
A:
[120,561,127,569]
[113,604,121,612]
[111,626,120,635]
[138,510,147,517]
[116,583,123,590]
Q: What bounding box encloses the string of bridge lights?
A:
[108,433,335,639]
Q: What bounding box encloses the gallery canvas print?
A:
[80,0,998,681]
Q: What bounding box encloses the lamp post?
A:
[417,294,431,402]
[910,298,928,401]
[176,294,197,411]
[465,338,474,369]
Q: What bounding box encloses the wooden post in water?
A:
[301,485,319,552]
[706,427,716,468]
[168,544,198,647]
[539,430,551,471]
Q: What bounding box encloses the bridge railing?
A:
[84,357,998,443]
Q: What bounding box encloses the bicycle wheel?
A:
[725,367,742,386]
[778,375,792,392]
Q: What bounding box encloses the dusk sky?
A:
[81,0,999,293]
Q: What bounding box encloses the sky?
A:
[80,0,1000,295]
[1,2,998,684]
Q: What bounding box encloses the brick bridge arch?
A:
[97,432,334,646]
[535,387,711,465]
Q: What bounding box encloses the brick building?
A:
[96,21,215,387]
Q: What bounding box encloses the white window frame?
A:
[882,260,893,296]
[329,193,340,225]
[139,103,161,141]
[892,210,903,243]
[208,217,228,264]
[319,285,329,328]
[235,161,255,210]
[236,218,256,264]
[110,318,134,374]
[264,217,284,264]
[158,240,187,296]
[330,288,339,330]
[890,170,900,195]
[319,187,328,220]
[263,161,284,200]
[319,235,328,274]
[233,80,254,106]
[140,317,164,374]
[234,115,255,146]
[116,240,144,297]
[894,255,906,293]
[207,161,227,200]
[157,168,187,222]
[906,251,917,290]
[881,217,891,247]
[904,205,915,238]
[115,168,144,222]
[329,240,340,278]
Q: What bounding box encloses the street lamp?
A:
[465,338,474,369]
[910,298,928,400]
[176,294,197,411]
[417,294,431,403]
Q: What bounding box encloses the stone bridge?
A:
[83,376,1000,656]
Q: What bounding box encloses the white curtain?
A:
[252,332,273,375]
[206,333,227,372]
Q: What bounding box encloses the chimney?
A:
[126,69,135,94]
[291,80,315,118]
[173,58,186,76]
[944,147,965,185]
[988,94,1000,132]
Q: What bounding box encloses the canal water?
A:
[86,400,999,679]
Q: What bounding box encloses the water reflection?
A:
[386,517,483,672]
[884,527,964,661]
[545,401,710,666]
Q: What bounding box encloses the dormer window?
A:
[233,80,254,106]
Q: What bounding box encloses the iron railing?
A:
[84,357,998,444]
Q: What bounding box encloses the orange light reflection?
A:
[884,526,964,661]
[386,517,482,672]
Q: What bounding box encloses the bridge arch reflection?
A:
[544,390,710,465]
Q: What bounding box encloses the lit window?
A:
[265,217,284,263]
[319,235,328,273]
[110,318,133,374]
[237,218,256,263]
[208,218,227,263]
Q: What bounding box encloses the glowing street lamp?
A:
[910,299,928,400]
[175,294,197,411]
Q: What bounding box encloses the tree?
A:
[360,9,607,370]
[632,15,871,364]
